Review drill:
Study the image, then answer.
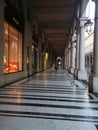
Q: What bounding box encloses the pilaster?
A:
[77,18,88,81]
[65,50,67,70]
[70,34,76,74]
[74,31,79,78]
[68,44,71,71]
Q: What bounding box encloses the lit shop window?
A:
[4,22,22,74]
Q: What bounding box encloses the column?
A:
[65,50,67,70]
[0,0,4,86]
[37,52,40,72]
[63,51,65,69]
[67,45,70,71]
[77,18,88,81]
[70,35,76,74]
[68,42,71,72]
[89,0,98,92]
[66,48,69,70]
[68,45,71,71]
[74,31,79,78]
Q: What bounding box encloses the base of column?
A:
[89,75,98,93]
[70,67,75,74]
[74,68,78,78]
[77,70,88,81]
[68,66,70,73]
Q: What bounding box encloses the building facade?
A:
[85,32,94,67]
[0,0,55,86]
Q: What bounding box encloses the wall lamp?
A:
[84,19,93,35]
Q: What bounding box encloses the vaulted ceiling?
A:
[25,0,78,57]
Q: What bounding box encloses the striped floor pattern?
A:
[0,69,98,130]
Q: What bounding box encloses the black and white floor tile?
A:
[0,69,98,130]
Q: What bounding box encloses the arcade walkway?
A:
[0,68,98,130]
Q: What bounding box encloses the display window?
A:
[4,22,22,74]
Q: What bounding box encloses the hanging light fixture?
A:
[84,0,94,35]
[84,19,93,34]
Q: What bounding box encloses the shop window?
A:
[4,22,22,74]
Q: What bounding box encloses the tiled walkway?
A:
[0,69,98,130]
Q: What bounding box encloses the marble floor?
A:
[0,69,98,130]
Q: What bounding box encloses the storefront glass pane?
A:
[4,22,22,74]
[4,22,9,73]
